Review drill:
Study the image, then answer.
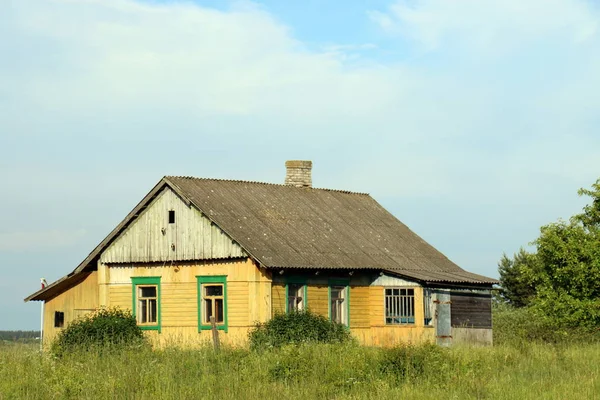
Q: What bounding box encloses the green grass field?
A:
[1,339,599,400]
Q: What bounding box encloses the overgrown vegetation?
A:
[248,310,352,349]
[51,307,146,356]
[2,333,599,399]
[493,304,600,345]
[1,307,599,399]
[498,178,600,330]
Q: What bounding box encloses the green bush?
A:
[248,310,352,349]
[493,304,600,345]
[52,307,146,356]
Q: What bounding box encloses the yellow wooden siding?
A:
[99,257,439,348]
[369,286,385,326]
[103,258,269,346]
[228,281,249,326]
[350,286,371,328]
[108,285,131,310]
[43,272,99,347]
[162,282,196,327]
[348,286,435,347]
[353,326,435,346]
[100,188,245,263]
[271,283,286,316]
[307,285,328,317]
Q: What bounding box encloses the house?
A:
[25,161,497,348]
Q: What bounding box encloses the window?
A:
[168,210,175,224]
[203,284,224,324]
[287,283,306,312]
[329,285,349,326]
[131,277,161,331]
[197,276,228,332]
[385,288,415,325]
[54,311,64,328]
[138,286,157,324]
[423,288,433,326]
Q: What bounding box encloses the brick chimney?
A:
[285,160,312,188]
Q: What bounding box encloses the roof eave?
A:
[382,269,497,287]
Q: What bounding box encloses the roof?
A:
[165,177,496,285]
[26,176,497,301]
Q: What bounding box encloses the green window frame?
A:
[285,278,308,313]
[197,276,228,332]
[131,276,161,331]
[328,280,350,327]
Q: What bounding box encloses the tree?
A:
[497,248,540,307]
[498,178,600,329]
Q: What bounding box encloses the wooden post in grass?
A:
[210,316,220,351]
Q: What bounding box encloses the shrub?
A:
[52,307,146,356]
[248,310,352,349]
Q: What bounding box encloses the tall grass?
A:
[1,340,599,399]
[2,308,599,399]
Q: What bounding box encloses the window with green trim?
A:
[197,276,228,332]
[131,277,161,331]
[287,283,304,311]
[285,278,308,312]
[328,280,350,326]
[330,286,348,325]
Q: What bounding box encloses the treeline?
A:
[0,331,40,340]
[498,178,600,331]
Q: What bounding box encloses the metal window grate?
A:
[385,288,415,325]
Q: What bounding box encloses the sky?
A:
[1,0,599,330]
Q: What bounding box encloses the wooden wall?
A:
[307,285,328,317]
[268,277,436,347]
[271,283,286,317]
[101,188,246,264]
[350,286,371,328]
[450,292,492,328]
[352,286,434,346]
[43,271,99,347]
[102,258,271,346]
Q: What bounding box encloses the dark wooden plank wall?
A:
[450,292,492,328]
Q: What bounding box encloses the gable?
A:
[100,188,246,263]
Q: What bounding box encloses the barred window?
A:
[385,288,415,325]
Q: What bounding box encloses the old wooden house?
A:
[25,161,497,347]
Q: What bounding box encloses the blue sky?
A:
[1,0,599,329]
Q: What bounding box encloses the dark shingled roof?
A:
[166,176,497,285]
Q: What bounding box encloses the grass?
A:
[1,340,599,399]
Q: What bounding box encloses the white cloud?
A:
[369,0,599,51]
[0,229,87,252]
